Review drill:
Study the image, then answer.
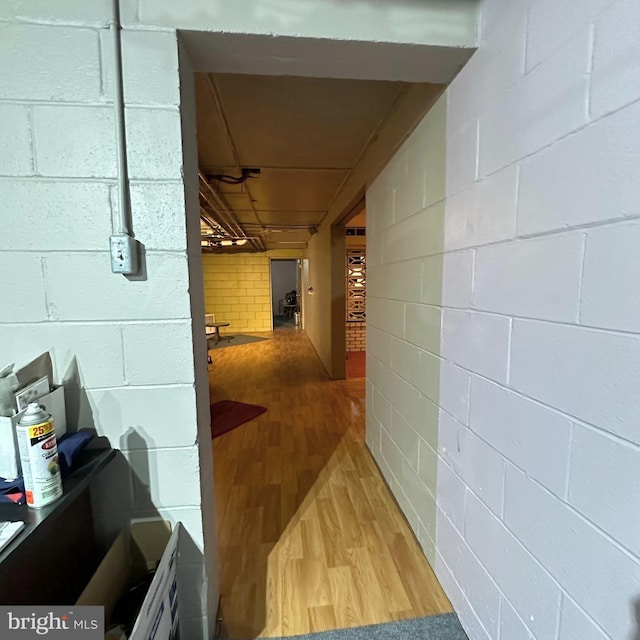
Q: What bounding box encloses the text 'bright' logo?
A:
[1,605,103,638]
[6,611,99,635]
[8,612,69,635]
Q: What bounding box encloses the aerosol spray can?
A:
[16,403,63,508]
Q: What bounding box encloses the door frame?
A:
[268,257,301,328]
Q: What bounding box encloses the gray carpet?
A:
[263,614,468,640]
[208,334,269,350]
[273,314,298,329]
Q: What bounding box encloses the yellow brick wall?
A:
[202,254,273,333]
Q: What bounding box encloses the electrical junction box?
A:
[110,234,140,275]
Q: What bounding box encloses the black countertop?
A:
[0,447,115,567]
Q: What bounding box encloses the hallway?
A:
[209,330,451,637]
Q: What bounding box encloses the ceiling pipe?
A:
[199,173,244,236]
[198,172,265,252]
[257,225,318,231]
[200,204,235,239]
[201,208,234,235]
[199,214,255,246]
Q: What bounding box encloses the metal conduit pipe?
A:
[198,174,245,236]
[111,0,129,236]
[108,0,140,274]
[200,203,236,239]
[198,173,266,252]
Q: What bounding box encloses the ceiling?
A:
[196,73,440,252]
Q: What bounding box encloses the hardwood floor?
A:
[209,330,452,638]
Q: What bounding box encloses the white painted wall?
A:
[1,1,480,87]
[366,0,640,638]
[178,40,221,636]
[0,9,215,639]
[304,222,334,375]
[129,0,479,48]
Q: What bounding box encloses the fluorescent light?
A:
[202,237,248,247]
[220,238,248,247]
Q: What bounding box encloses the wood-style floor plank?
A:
[210,329,452,638]
[308,605,337,633]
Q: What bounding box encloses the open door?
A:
[270,258,300,330]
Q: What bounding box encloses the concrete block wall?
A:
[202,254,272,332]
[366,95,446,563]
[366,0,640,638]
[0,10,214,639]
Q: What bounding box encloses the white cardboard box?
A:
[0,385,67,480]
[78,520,181,640]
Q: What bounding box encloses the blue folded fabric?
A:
[0,430,95,505]
[57,430,95,477]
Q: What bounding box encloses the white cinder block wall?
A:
[0,7,215,638]
[366,0,640,638]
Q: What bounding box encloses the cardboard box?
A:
[77,521,181,640]
[0,385,67,480]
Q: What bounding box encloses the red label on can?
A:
[41,437,57,451]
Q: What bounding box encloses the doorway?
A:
[271,258,300,330]
[184,29,472,640]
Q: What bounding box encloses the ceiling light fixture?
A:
[219,238,248,247]
[201,237,250,248]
